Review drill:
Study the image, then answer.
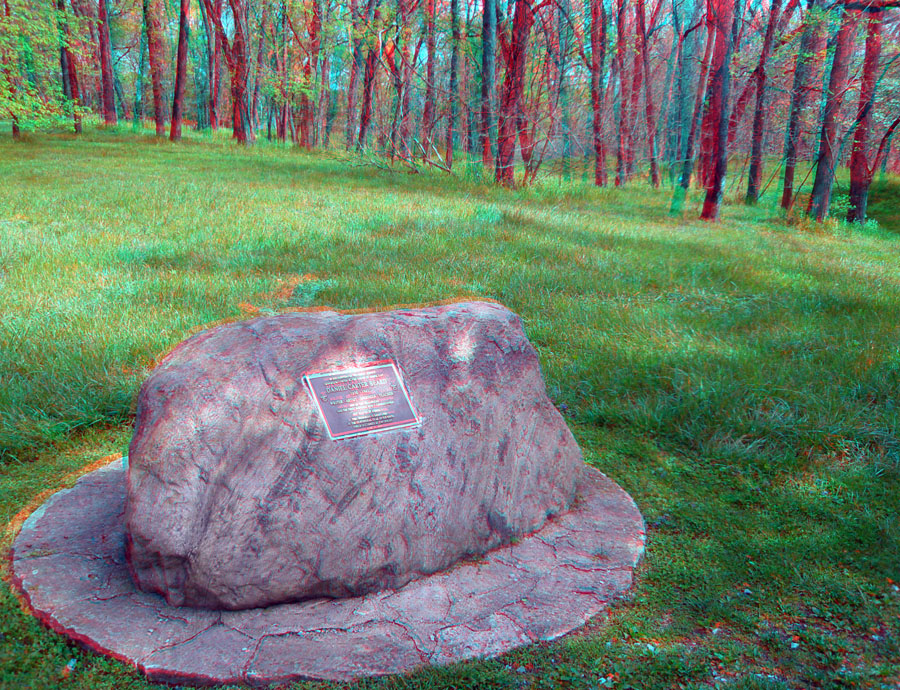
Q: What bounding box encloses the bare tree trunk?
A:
[133,15,146,129]
[2,0,20,137]
[626,6,641,178]
[700,0,737,221]
[250,4,269,131]
[358,18,379,148]
[745,0,782,203]
[589,0,608,186]
[670,11,714,213]
[495,0,534,186]
[445,0,461,169]
[481,0,497,166]
[556,0,573,179]
[781,0,822,210]
[201,0,253,143]
[847,8,882,223]
[421,0,437,158]
[97,0,117,124]
[199,0,222,129]
[57,0,83,133]
[170,0,190,141]
[614,0,628,185]
[345,0,361,147]
[637,0,659,187]
[212,0,223,127]
[144,0,166,136]
[299,0,321,149]
[807,7,858,221]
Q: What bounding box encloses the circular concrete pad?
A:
[10,458,644,686]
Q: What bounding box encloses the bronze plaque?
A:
[302,360,420,440]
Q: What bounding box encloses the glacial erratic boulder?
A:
[125,301,583,610]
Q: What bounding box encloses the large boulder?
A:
[125,301,583,610]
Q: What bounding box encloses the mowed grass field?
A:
[1,129,898,690]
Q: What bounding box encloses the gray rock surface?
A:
[125,301,582,610]
[12,459,644,685]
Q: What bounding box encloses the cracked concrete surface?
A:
[10,457,644,686]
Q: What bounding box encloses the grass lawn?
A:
[1,128,898,689]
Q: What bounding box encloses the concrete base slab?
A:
[9,458,644,686]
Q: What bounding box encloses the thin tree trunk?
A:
[133,16,146,130]
[251,4,268,131]
[324,54,339,144]
[97,0,117,124]
[626,6,641,177]
[665,0,690,176]
[358,22,379,148]
[345,0,366,148]
[495,0,535,186]
[700,0,737,220]
[589,0,608,186]
[144,0,166,136]
[170,0,190,141]
[847,8,882,223]
[670,12,714,213]
[614,0,628,185]
[58,6,73,101]
[481,0,497,166]
[781,0,822,210]
[657,0,681,167]
[398,3,416,157]
[114,72,130,120]
[57,0,83,133]
[199,0,222,129]
[557,0,573,179]
[637,0,659,187]
[299,0,321,149]
[446,0,461,169]
[745,0,782,203]
[201,0,252,143]
[807,7,858,221]
[422,0,437,158]
[212,0,222,127]
[2,0,19,137]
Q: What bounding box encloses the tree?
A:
[445,0,461,168]
[1,0,77,136]
[670,5,714,213]
[170,0,190,141]
[781,0,823,210]
[495,0,538,186]
[614,0,629,185]
[588,0,608,186]
[357,0,381,148]
[56,0,82,133]
[421,0,436,158]
[700,0,737,221]
[481,0,497,166]
[97,0,116,124]
[846,6,887,223]
[201,0,253,143]
[807,6,858,221]
[199,0,223,129]
[637,0,660,187]
[144,0,166,136]
[1,0,22,138]
[745,0,783,203]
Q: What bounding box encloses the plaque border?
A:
[302,359,421,440]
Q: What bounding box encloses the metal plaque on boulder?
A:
[303,360,420,440]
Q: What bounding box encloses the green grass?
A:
[1,128,899,689]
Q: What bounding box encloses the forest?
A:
[3,0,900,223]
[2,1,900,687]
